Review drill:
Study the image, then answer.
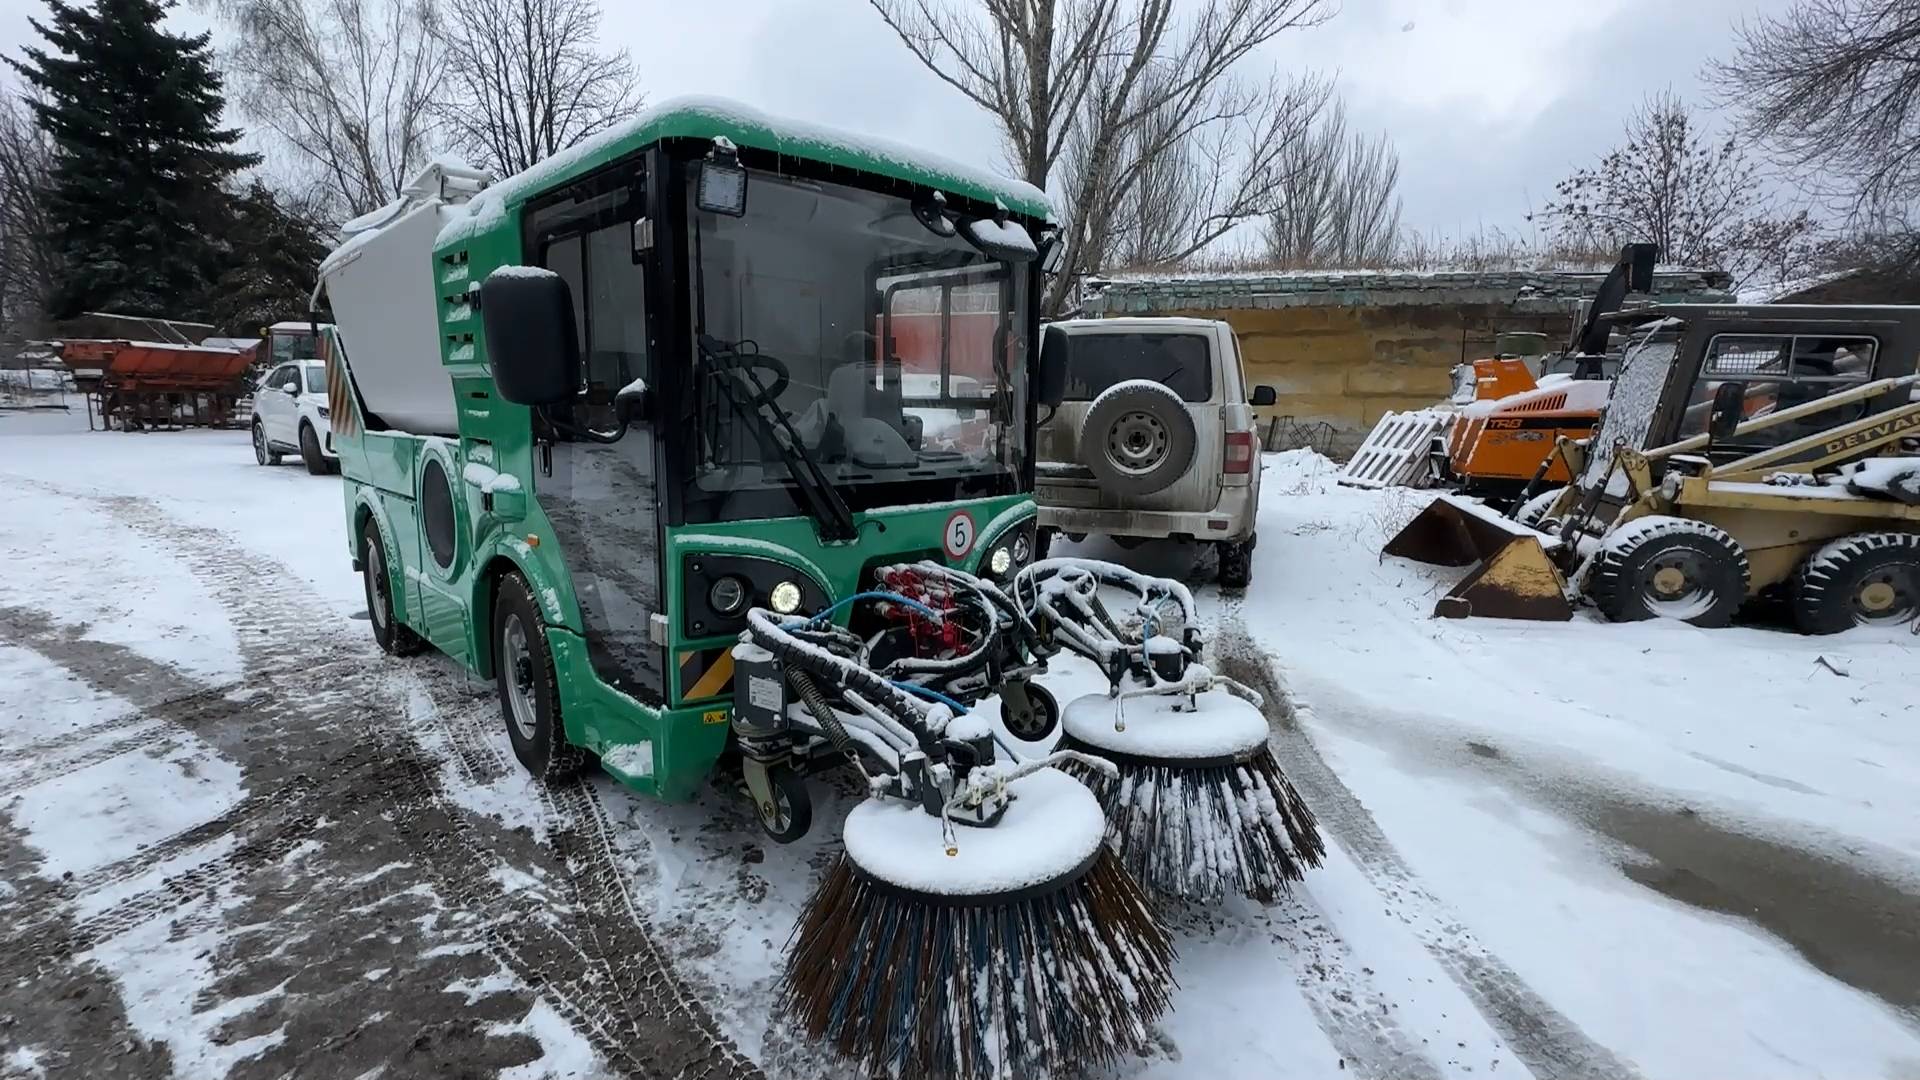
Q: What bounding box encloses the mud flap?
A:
[1383,495,1573,621]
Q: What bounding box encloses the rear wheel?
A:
[1792,532,1920,634]
[1588,516,1749,628]
[361,519,424,656]
[1218,535,1253,589]
[252,420,280,466]
[494,573,589,782]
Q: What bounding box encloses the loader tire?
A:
[1791,532,1920,634]
[1514,487,1564,529]
[1081,382,1196,497]
[1589,516,1749,628]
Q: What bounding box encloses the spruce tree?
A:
[201,181,330,335]
[10,0,259,320]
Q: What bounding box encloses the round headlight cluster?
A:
[708,575,748,616]
[989,546,1013,575]
[769,580,803,615]
[1011,534,1032,563]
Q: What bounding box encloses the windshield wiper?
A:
[697,336,858,542]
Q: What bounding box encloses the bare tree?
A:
[436,0,641,177]
[1710,0,1920,282]
[1532,91,1816,287]
[1264,98,1402,268]
[870,0,1332,310]
[0,90,58,347]
[203,0,446,218]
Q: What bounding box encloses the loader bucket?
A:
[1383,496,1573,621]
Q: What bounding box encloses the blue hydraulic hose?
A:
[890,680,971,714]
[787,590,943,629]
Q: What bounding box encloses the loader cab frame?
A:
[1608,305,1920,468]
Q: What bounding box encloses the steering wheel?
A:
[699,336,790,403]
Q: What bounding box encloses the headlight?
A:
[708,575,748,616]
[769,580,803,615]
[316,405,330,419]
[988,546,1013,575]
[1011,534,1031,563]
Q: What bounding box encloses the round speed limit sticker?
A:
[943,511,977,559]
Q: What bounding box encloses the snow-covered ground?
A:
[2,409,1916,1080]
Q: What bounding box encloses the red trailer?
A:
[59,338,255,431]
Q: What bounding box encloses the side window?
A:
[585,222,648,412]
[542,234,588,353]
[1678,334,1877,447]
[265,365,293,391]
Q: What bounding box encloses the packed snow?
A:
[4,407,1919,1080]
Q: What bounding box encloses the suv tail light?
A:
[1224,430,1255,474]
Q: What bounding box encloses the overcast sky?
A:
[1,0,1798,237]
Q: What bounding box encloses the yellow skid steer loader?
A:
[1387,304,1920,633]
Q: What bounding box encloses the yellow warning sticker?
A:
[701,708,730,726]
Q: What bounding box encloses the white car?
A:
[250,359,337,474]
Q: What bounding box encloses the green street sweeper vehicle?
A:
[316,97,1061,822]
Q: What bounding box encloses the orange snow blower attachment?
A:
[1382,495,1573,621]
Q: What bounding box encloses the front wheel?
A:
[494,573,589,782]
[1000,681,1060,743]
[299,422,335,475]
[1588,517,1749,627]
[753,762,813,844]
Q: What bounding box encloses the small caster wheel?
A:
[754,763,812,844]
[1000,682,1060,743]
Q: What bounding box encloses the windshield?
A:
[303,365,326,393]
[270,329,319,367]
[684,167,1029,522]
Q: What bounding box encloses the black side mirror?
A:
[1250,385,1277,408]
[1037,325,1070,408]
[481,266,580,407]
[1708,381,1746,440]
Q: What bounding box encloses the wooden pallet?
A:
[1338,409,1454,489]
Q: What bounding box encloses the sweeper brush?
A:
[734,589,1177,1079]
[1018,559,1325,903]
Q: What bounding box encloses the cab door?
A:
[523,165,667,705]
[1672,331,1882,460]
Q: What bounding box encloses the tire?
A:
[1080,383,1197,497]
[1588,516,1750,627]
[252,420,281,466]
[755,763,813,844]
[1218,535,1253,589]
[1792,532,1920,634]
[361,518,425,656]
[299,422,334,475]
[494,572,589,782]
[1514,487,1564,529]
[1000,682,1059,742]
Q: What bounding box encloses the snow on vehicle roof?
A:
[440,95,1052,250]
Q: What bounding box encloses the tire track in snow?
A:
[79,484,765,1080]
[1215,619,1645,1080]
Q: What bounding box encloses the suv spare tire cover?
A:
[1080,379,1197,497]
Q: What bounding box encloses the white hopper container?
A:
[317,162,491,436]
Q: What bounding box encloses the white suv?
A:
[1035,317,1273,587]
[250,359,337,474]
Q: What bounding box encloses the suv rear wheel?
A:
[1218,535,1254,590]
[252,420,280,466]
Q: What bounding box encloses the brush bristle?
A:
[780,847,1176,1079]
[1063,742,1325,903]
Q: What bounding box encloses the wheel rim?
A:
[764,786,793,833]
[502,614,539,740]
[1006,699,1050,740]
[1851,566,1917,625]
[1640,551,1716,619]
[1108,411,1169,474]
[365,543,388,631]
[253,424,268,464]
